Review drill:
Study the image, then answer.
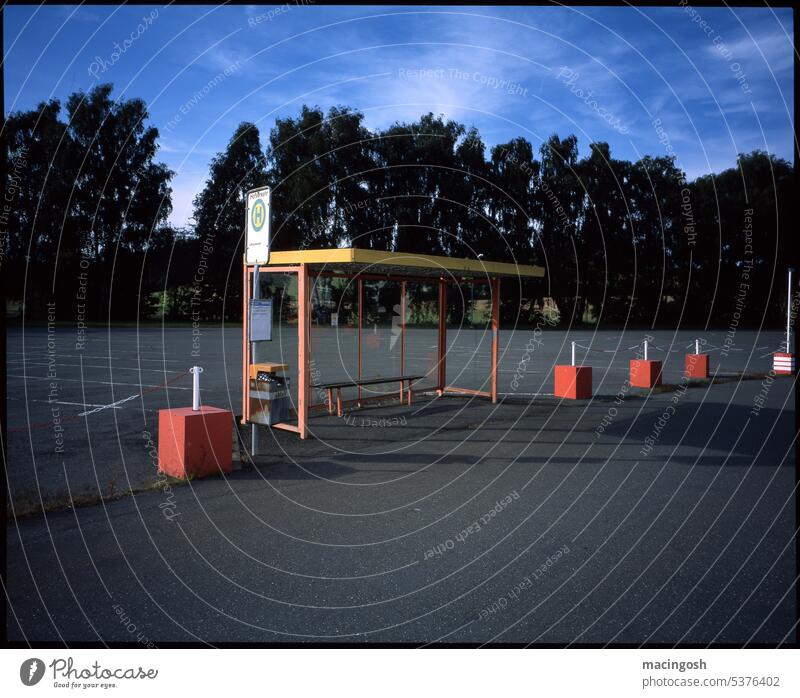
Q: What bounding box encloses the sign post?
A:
[245,186,271,455]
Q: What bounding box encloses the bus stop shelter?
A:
[242,249,544,439]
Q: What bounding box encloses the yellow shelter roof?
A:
[257,248,544,279]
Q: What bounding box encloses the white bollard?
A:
[644,339,649,361]
[571,341,576,367]
[190,366,203,411]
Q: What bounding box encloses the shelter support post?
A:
[401,280,406,375]
[400,280,407,404]
[491,277,500,404]
[438,278,447,394]
[298,263,309,439]
[358,278,363,405]
[242,261,249,425]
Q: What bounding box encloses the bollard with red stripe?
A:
[773,268,796,375]
[772,352,795,375]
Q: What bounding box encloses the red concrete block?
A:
[158,406,233,479]
[685,353,709,379]
[554,365,592,399]
[630,359,662,388]
[773,352,795,375]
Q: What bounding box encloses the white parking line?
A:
[5,360,185,373]
[6,353,187,363]
[79,393,140,417]
[6,374,191,390]
[6,396,123,409]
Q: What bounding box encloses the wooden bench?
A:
[311,375,424,417]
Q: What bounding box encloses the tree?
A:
[3,85,173,320]
[2,99,75,317]
[6,92,792,328]
[447,127,493,258]
[321,106,379,249]
[537,134,583,323]
[266,106,333,251]
[488,137,538,264]
[372,113,464,254]
[687,151,793,327]
[624,154,685,324]
[192,121,267,319]
[65,83,173,318]
[576,142,632,323]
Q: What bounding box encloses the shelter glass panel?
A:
[309,275,359,406]
[404,282,440,391]
[446,280,493,393]
[254,271,299,411]
[359,279,403,399]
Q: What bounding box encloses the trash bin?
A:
[249,370,291,426]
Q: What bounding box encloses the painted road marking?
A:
[5,360,185,373]
[6,396,122,409]
[6,353,186,363]
[78,393,141,417]
[6,375,191,390]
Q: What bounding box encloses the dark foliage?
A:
[4,91,792,326]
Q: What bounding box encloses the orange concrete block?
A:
[554,365,592,399]
[630,359,662,388]
[685,353,709,379]
[158,406,233,479]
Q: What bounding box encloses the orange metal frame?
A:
[357,277,363,405]
[242,263,309,438]
[437,278,447,394]
[243,263,501,439]
[438,277,500,404]
[491,277,500,404]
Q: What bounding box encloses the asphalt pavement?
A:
[5,324,796,643]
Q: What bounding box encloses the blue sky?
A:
[4,4,794,227]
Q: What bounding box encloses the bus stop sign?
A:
[246,187,271,264]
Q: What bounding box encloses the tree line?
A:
[3,83,792,326]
